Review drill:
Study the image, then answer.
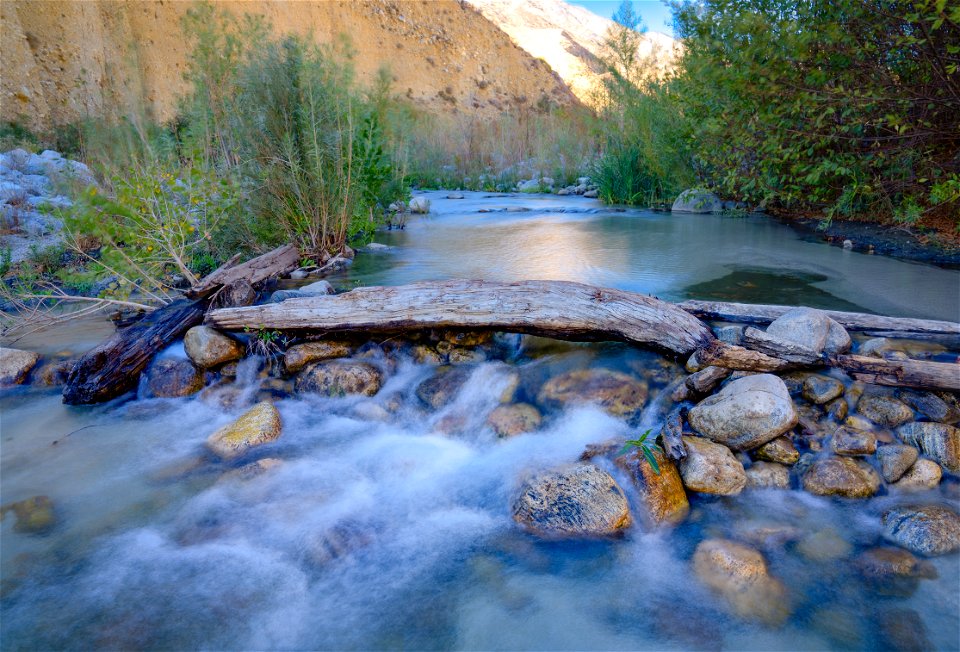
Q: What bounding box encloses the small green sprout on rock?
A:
[619,429,662,475]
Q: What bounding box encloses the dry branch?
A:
[186,244,300,300]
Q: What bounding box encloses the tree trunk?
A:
[205,280,717,356]
[694,340,793,372]
[185,244,300,300]
[829,354,960,392]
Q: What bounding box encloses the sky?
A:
[567,0,676,36]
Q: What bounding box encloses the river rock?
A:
[678,436,746,495]
[765,307,831,354]
[511,464,631,538]
[416,365,472,408]
[616,448,690,525]
[442,330,493,346]
[801,456,880,498]
[412,345,444,365]
[671,189,722,213]
[897,422,960,473]
[857,395,913,427]
[856,547,937,597]
[409,196,430,213]
[882,504,960,555]
[899,390,960,424]
[795,528,852,561]
[32,359,74,386]
[296,361,382,397]
[824,397,849,421]
[831,426,877,456]
[284,341,353,373]
[687,374,797,450]
[879,609,934,652]
[824,319,853,354]
[714,325,744,345]
[745,461,791,489]
[877,444,920,483]
[300,280,335,295]
[1,495,55,534]
[537,368,648,417]
[206,401,282,460]
[891,459,942,491]
[0,347,40,385]
[802,374,845,404]
[145,358,204,398]
[487,403,541,437]
[183,326,244,369]
[692,539,790,626]
[448,347,486,365]
[754,435,799,464]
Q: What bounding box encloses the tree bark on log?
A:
[185,244,300,300]
[62,299,206,404]
[678,300,960,341]
[694,340,793,372]
[829,354,960,392]
[658,407,687,463]
[205,280,717,356]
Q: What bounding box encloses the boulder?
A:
[692,539,790,626]
[1,495,56,534]
[671,189,722,214]
[284,341,353,374]
[877,445,920,483]
[0,347,40,385]
[891,459,942,491]
[857,395,914,427]
[801,456,881,498]
[616,448,690,526]
[824,319,853,354]
[687,374,797,450]
[408,196,430,213]
[678,436,747,495]
[802,375,845,405]
[897,422,960,473]
[296,361,382,397]
[745,461,791,489]
[765,307,831,354]
[487,403,541,437]
[754,435,799,464]
[206,401,282,460]
[511,464,631,538]
[831,426,877,456]
[882,505,960,555]
[183,326,244,369]
[145,358,204,398]
[537,368,648,418]
[416,365,472,408]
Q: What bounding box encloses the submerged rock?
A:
[206,401,282,460]
[416,365,472,408]
[878,609,934,652]
[183,326,244,369]
[897,422,960,473]
[0,347,40,385]
[145,358,204,398]
[891,459,942,491]
[692,539,790,626]
[882,504,960,555]
[487,403,541,437]
[754,435,799,465]
[877,444,920,483]
[855,547,937,596]
[831,426,877,456]
[32,359,74,386]
[795,528,852,562]
[687,374,797,450]
[802,374,845,405]
[537,368,648,417]
[296,361,382,397]
[284,341,353,373]
[678,436,746,495]
[745,461,791,489]
[512,464,631,538]
[801,456,880,498]
[1,495,55,534]
[899,390,960,425]
[857,395,914,428]
[616,448,690,526]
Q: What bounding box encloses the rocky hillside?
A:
[0,0,578,129]
[467,0,679,104]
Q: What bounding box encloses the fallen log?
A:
[694,340,793,372]
[206,280,716,356]
[63,299,205,404]
[678,300,960,341]
[185,244,300,300]
[829,354,960,392]
[658,407,687,463]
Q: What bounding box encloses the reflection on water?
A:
[684,267,869,312]
[336,191,960,321]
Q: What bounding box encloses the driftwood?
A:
[672,366,730,402]
[829,354,960,392]
[679,300,960,341]
[62,299,206,404]
[206,280,716,356]
[185,244,300,300]
[694,340,793,372]
[658,407,687,463]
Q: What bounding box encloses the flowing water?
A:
[2,192,959,650]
